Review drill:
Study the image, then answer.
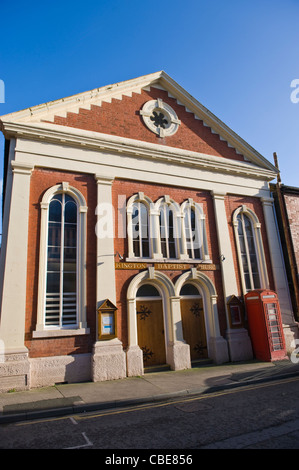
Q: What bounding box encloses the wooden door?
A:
[181,298,208,360]
[136,299,166,367]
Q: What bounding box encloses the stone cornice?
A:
[1,120,276,181]
[0,71,277,173]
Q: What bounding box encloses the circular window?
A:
[140,99,181,137]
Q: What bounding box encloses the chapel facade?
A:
[0,71,297,391]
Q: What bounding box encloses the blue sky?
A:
[0,0,299,208]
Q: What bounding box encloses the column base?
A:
[0,348,30,392]
[167,341,191,371]
[208,336,229,364]
[226,328,253,362]
[126,345,144,377]
[92,338,126,382]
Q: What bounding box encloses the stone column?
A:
[92,174,126,381]
[0,160,33,391]
[212,191,253,361]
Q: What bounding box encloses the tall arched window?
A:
[181,199,210,261]
[34,183,88,336]
[233,206,269,293]
[127,193,153,259]
[45,193,78,327]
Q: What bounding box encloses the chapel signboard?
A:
[115,262,218,271]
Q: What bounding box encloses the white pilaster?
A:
[261,197,295,332]
[94,175,116,305]
[93,175,126,381]
[0,160,33,391]
[0,161,33,351]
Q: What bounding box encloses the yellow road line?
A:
[15,375,299,426]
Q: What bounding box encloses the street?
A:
[1,376,299,451]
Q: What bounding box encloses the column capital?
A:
[211,190,227,200]
[94,174,114,185]
[11,161,34,175]
[261,196,274,205]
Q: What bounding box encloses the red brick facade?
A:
[24,171,274,356]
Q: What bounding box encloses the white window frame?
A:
[33,182,89,338]
[233,205,269,294]
[181,198,210,261]
[127,193,154,260]
[155,196,182,260]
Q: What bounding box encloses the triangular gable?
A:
[0,71,277,173]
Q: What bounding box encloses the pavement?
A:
[1,358,299,424]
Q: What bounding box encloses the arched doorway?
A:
[180,283,208,361]
[136,284,166,367]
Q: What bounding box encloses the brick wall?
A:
[112,178,227,345]
[284,192,299,272]
[25,170,274,357]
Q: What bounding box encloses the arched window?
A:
[34,183,88,335]
[181,199,210,261]
[233,206,269,293]
[45,193,78,327]
[127,193,153,259]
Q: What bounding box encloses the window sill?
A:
[32,328,90,338]
[125,258,213,264]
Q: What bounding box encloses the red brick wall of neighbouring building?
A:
[284,192,299,272]
[25,168,97,358]
[43,87,245,163]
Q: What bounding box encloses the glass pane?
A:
[46,272,60,293]
[141,240,149,258]
[64,247,76,271]
[169,239,176,258]
[137,284,160,297]
[133,238,140,257]
[252,273,261,289]
[237,216,243,236]
[244,273,251,290]
[49,198,62,222]
[65,199,77,223]
[47,246,60,271]
[63,272,76,293]
[180,284,200,296]
[48,223,61,247]
[64,224,77,248]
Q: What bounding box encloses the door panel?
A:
[181,298,208,360]
[136,300,166,367]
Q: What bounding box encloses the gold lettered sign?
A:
[154,263,190,270]
[196,264,218,271]
[115,262,148,270]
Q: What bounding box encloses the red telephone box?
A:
[245,290,287,362]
